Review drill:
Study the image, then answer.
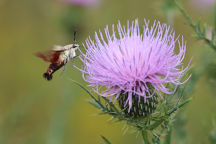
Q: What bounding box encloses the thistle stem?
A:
[164,128,172,144]
[141,130,150,144]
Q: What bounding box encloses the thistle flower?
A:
[79,19,190,115]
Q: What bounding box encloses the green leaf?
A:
[177,97,192,109]
[214,3,216,31]
[102,97,119,113]
[70,79,96,100]
[196,19,201,33]
[203,25,207,37]
[87,100,102,109]
[168,97,192,116]
[212,30,215,41]
[164,128,172,144]
[101,135,112,144]
[175,2,194,27]
[70,79,105,109]
[175,84,186,105]
[175,1,216,51]
[141,130,151,144]
[149,118,165,130]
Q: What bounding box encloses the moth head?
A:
[63,44,79,50]
[72,44,79,50]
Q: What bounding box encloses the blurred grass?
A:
[0,0,215,144]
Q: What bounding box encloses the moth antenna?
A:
[73,31,77,42]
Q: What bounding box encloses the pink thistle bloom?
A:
[62,0,101,7]
[190,0,215,11]
[78,19,191,111]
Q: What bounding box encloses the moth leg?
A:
[73,54,80,59]
[59,65,66,76]
[71,59,75,66]
[71,54,80,66]
[59,54,69,76]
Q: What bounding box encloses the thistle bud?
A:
[118,92,158,118]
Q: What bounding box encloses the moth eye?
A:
[72,45,77,48]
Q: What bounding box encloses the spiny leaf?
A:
[203,25,207,36]
[196,19,201,33]
[148,97,191,131]
[175,2,195,27]
[102,97,119,113]
[212,30,215,41]
[149,118,165,130]
[164,128,172,144]
[70,79,96,100]
[168,97,192,116]
[177,97,192,109]
[141,130,151,144]
[70,79,105,109]
[175,84,186,105]
[101,135,112,144]
[175,1,216,51]
[87,100,102,109]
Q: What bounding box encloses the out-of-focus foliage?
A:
[209,117,216,144]
[175,2,216,51]
[0,0,216,144]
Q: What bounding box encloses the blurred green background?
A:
[0,0,216,143]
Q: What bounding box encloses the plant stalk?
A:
[141,130,150,144]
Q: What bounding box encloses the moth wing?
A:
[35,44,72,63]
[35,51,53,62]
[50,51,64,63]
[52,45,66,51]
[35,50,64,63]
